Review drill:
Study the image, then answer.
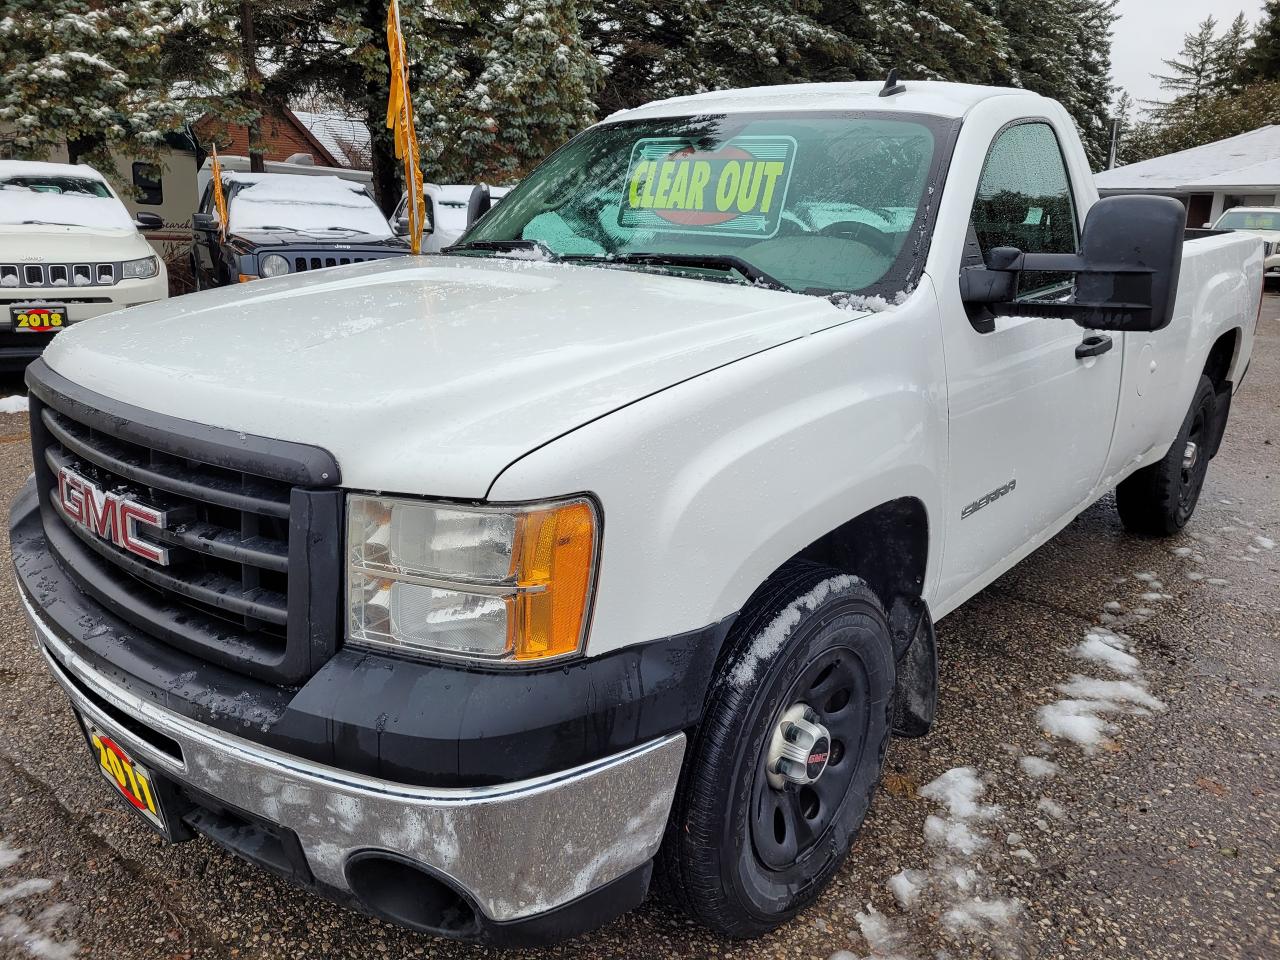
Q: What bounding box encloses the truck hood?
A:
[0,222,152,263]
[44,255,841,496]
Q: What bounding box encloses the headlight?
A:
[259,254,289,278]
[346,494,599,664]
[121,256,158,280]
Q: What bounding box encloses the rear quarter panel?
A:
[1102,232,1262,483]
[487,281,949,657]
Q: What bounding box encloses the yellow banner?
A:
[386,0,425,254]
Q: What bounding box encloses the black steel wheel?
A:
[1117,375,1217,536]
[656,561,895,938]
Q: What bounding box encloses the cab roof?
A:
[0,159,106,180]
[606,81,1041,123]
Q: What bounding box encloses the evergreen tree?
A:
[1148,17,1220,118]
[1242,0,1280,83]
[0,0,190,182]
[1213,13,1252,93]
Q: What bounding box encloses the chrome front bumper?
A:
[22,587,685,923]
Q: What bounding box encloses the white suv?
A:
[0,160,168,369]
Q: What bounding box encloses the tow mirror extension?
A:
[960,195,1186,333]
[888,595,937,739]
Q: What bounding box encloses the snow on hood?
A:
[44,255,839,497]
[229,175,392,237]
[0,188,137,232]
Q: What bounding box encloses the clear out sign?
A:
[619,136,797,239]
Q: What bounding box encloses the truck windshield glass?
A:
[462,112,949,296]
[1215,210,1280,231]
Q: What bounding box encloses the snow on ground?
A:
[0,396,28,414]
[0,844,78,960]
[827,518,1277,960]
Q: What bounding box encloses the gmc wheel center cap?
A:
[766,704,833,789]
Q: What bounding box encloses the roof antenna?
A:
[880,69,906,98]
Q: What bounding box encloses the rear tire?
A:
[657,561,895,938]
[1116,375,1216,536]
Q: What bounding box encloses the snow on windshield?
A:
[229,176,392,236]
[0,183,135,230]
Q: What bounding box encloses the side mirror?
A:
[192,212,220,232]
[466,184,491,229]
[960,195,1186,332]
[134,212,164,230]
[423,194,435,235]
[1202,221,1213,229]
[393,215,411,235]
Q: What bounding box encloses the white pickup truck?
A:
[11,81,1262,946]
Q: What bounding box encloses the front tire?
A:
[1116,374,1216,536]
[658,562,895,938]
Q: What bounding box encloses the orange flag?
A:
[386,0,425,254]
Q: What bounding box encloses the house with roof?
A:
[1095,125,1280,228]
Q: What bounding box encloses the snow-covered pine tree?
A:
[0,0,188,183]
[452,0,600,182]
[863,0,1010,86]
[586,0,858,112]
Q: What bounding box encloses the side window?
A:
[198,183,212,214]
[969,122,1078,300]
[132,162,163,205]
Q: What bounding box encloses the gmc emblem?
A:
[57,466,169,565]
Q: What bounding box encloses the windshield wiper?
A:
[20,219,80,227]
[561,252,790,292]
[444,239,559,261]
[325,226,370,234]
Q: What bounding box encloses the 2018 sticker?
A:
[619,135,797,239]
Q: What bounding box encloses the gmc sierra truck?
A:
[11,81,1263,946]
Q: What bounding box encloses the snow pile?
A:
[0,396,29,414]
[1038,572,1168,752]
[0,844,78,960]
[1018,755,1059,779]
[829,768,1021,959]
[833,290,912,314]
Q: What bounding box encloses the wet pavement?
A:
[0,298,1276,960]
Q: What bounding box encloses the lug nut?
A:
[775,757,805,781]
[802,707,820,725]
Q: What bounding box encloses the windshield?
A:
[1215,210,1280,231]
[461,112,951,296]
[228,176,393,236]
[0,176,134,229]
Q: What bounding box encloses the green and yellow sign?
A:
[619,136,797,238]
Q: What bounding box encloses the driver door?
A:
[936,120,1123,608]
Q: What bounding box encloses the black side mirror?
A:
[960,195,1186,332]
[423,194,435,235]
[466,184,491,229]
[192,212,219,232]
[134,212,164,230]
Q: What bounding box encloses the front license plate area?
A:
[10,304,67,333]
[84,721,174,839]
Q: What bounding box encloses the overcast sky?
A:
[1111,0,1267,106]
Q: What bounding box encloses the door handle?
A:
[1075,334,1113,360]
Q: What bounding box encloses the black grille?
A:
[27,360,343,685]
[293,254,372,273]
